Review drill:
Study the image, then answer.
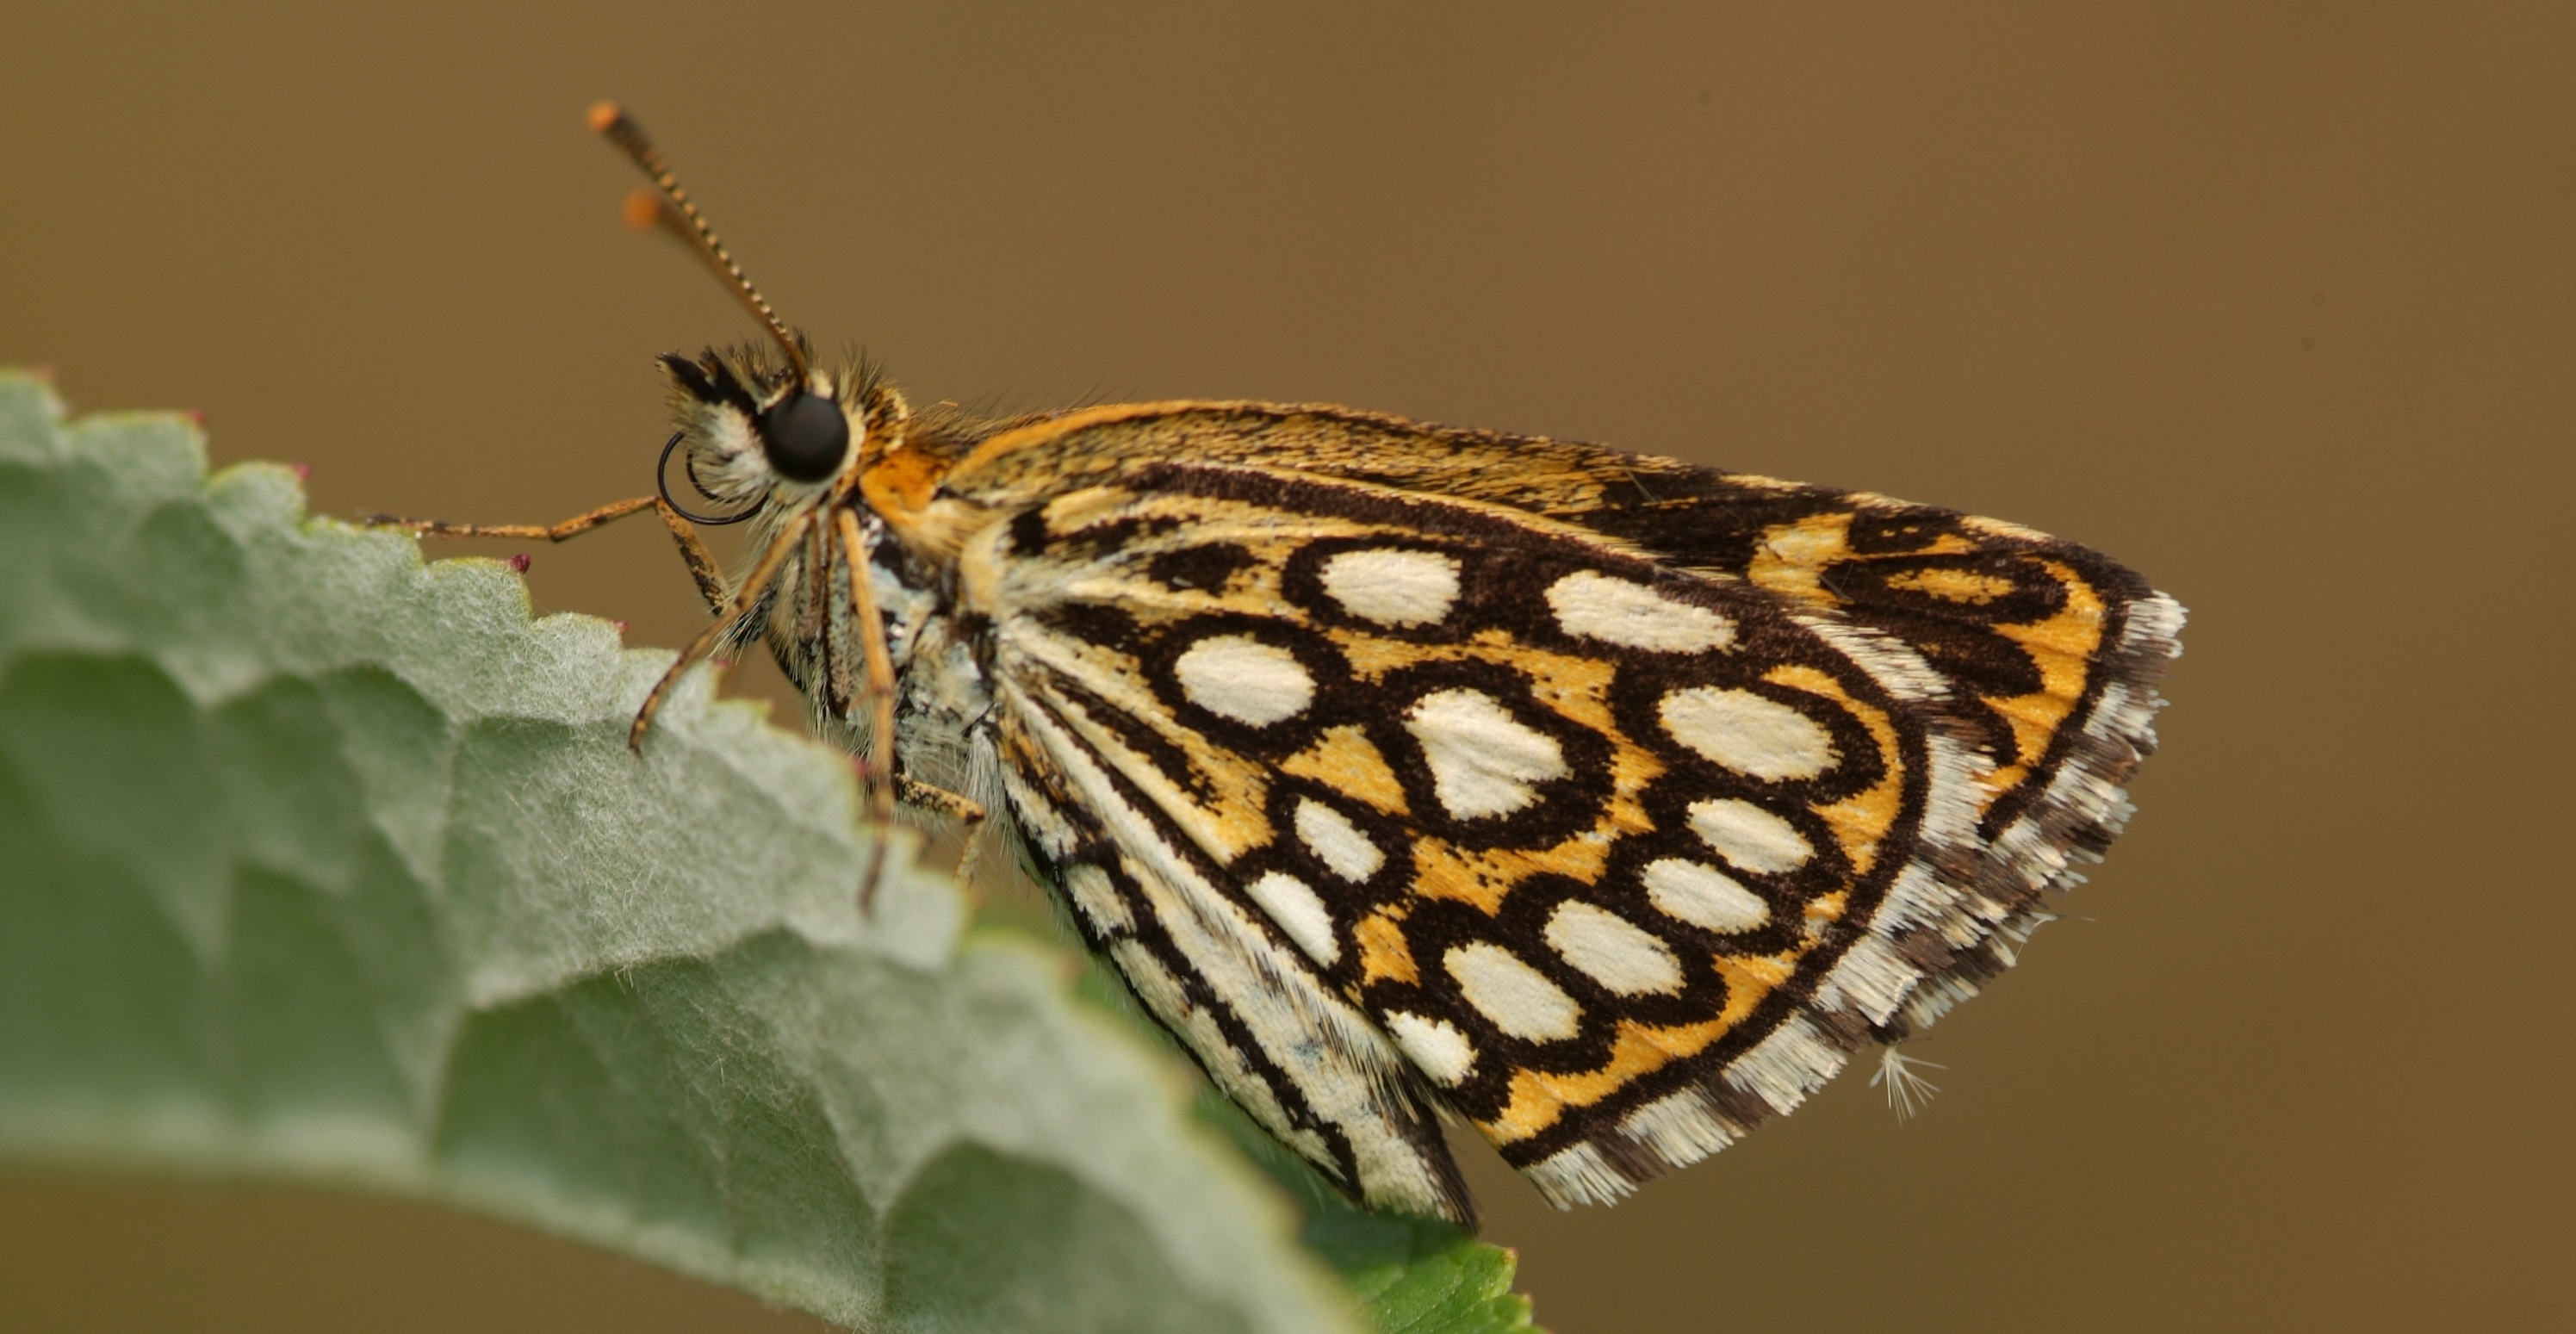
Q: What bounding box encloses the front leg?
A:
[365,495,659,543]
[367,496,731,614]
[651,499,731,613]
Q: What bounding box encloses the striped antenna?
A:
[588,102,810,382]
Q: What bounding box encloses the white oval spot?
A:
[1406,689,1567,820]
[1384,1010,1479,1085]
[1174,635,1313,726]
[1642,859,1772,934]
[1321,549,1462,627]
[1294,798,1384,884]
[1686,797,1815,874]
[1445,941,1581,1042]
[1544,902,1685,996]
[1245,871,1339,966]
[1546,570,1737,652]
[1660,686,1837,780]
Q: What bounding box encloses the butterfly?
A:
[376,105,2184,1228]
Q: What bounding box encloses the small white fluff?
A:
[1870,1045,1946,1122]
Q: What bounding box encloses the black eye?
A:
[757,393,851,482]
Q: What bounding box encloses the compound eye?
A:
[757,393,852,482]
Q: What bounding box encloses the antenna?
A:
[588,102,811,383]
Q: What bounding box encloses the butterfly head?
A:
[589,105,916,521]
[662,345,851,490]
[656,346,914,524]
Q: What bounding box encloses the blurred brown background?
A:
[3,2,2570,1331]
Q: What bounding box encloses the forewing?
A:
[964,459,2040,1213]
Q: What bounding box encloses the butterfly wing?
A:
[937,404,2181,1044]
[940,428,2137,1219]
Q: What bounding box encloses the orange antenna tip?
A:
[622,188,665,232]
[589,104,810,380]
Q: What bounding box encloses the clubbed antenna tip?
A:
[585,100,810,382]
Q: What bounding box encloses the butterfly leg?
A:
[895,774,986,822]
[367,495,735,613]
[894,774,992,884]
[375,495,798,759]
[650,499,732,612]
[629,509,812,752]
[364,495,661,543]
[830,507,910,909]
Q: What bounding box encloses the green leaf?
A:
[0,369,1532,1332]
[1220,1096,1535,1334]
